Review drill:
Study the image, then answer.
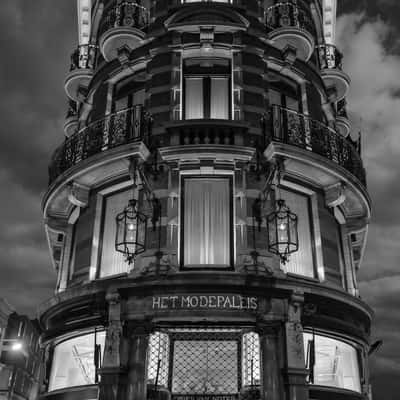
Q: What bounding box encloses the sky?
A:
[1,0,399,398]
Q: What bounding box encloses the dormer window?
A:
[184,58,231,120]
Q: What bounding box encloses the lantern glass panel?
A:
[115,199,147,262]
[267,198,299,262]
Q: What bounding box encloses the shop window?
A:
[48,331,105,391]
[304,333,361,393]
[181,177,233,267]
[280,188,315,278]
[99,190,132,278]
[184,58,231,120]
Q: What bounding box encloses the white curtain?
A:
[210,77,229,119]
[280,188,314,277]
[184,178,230,266]
[100,190,131,277]
[185,77,203,119]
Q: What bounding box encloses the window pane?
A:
[185,77,204,119]
[100,190,131,278]
[280,189,314,277]
[147,332,170,387]
[269,89,282,107]
[304,333,361,392]
[286,96,299,112]
[49,331,105,391]
[132,89,145,105]
[115,96,129,112]
[242,332,261,386]
[184,178,230,266]
[210,77,229,119]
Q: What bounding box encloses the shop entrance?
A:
[170,331,241,400]
[147,329,260,400]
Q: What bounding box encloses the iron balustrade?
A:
[264,106,366,186]
[70,44,98,71]
[49,106,152,184]
[265,1,316,37]
[316,44,343,70]
[98,1,150,39]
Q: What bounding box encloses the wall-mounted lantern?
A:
[266,198,298,264]
[115,197,147,264]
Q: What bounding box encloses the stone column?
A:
[126,325,150,400]
[99,292,127,400]
[284,291,309,400]
[259,325,282,400]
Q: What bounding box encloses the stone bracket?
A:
[325,182,346,208]
[68,182,90,208]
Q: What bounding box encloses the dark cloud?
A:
[0,0,75,316]
[337,11,400,399]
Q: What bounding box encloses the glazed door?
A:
[170,332,241,400]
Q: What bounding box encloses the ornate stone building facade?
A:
[39,1,372,400]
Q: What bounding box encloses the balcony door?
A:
[184,58,231,120]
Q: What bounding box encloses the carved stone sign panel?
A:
[152,294,258,311]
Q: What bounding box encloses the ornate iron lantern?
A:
[115,198,147,264]
[266,198,298,264]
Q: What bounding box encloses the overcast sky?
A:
[1,0,399,398]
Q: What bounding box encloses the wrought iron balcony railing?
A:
[317,44,343,70]
[265,1,316,37]
[264,105,366,186]
[70,44,97,71]
[98,1,150,39]
[49,106,152,184]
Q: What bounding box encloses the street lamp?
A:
[0,338,27,357]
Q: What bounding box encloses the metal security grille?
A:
[242,332,261,387]
[147,332,170,387]
[169,330,241,395]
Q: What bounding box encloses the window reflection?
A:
[304,333,361,392]
[49,331,105,391]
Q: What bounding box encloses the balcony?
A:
[317,44,350,102]
[265,106,365,186]
[63,100,79,137]
[64,44,97,102]
[159,119,255,162]
[266,1,316,61]
[49,106,151,184]
[98,1,150,62]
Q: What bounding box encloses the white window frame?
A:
[90,181,135,281]
[280,179,324,281]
